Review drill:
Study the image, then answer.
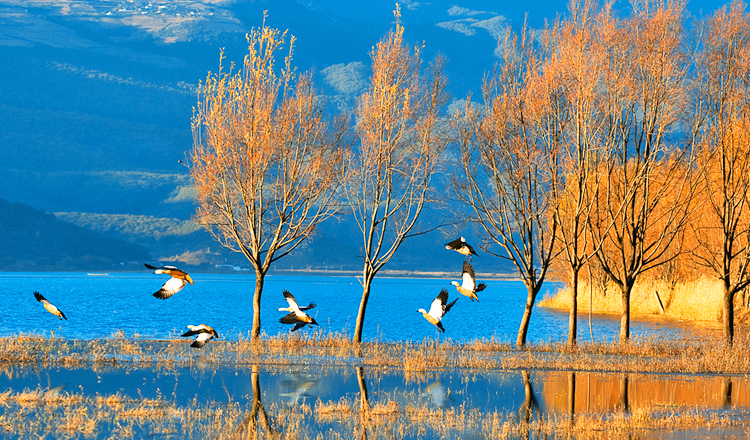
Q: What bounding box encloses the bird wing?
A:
[34,291,46,302]
[444,297,459,315]
[153,277,187,299]
[191,339,208,348]
[195,332,213,343]
[428,289,449,319]
[190,331,215,348]
[144,263,159,270]
[436,320,446,332]
[461,261,476,290]
[299,303,316,311]
[475,282,487,292]
[282,290,303,314]
[444,238,463,251]
[291,322,308,332]
[279,313,300,325]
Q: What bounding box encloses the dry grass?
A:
[5,330,750,376]
[0,376,747,439]
[539,277,726,323]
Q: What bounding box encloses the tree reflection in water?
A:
[235,365,277,440]
[353,366,368,440]
[520,370,541,440]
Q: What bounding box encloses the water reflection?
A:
[235,365,276,439]
[1,364,748,439]
[540,372,750,414]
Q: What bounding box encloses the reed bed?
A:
[2,334,750,439]
[4,385,736,440]
[539,277,726,323]
[3,330,750,375]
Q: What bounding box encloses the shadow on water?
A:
[2,362,750,439]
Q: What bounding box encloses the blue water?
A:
[0,272,710,343]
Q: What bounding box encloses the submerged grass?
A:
[2,330,750,375]
[2,385,737,440]
[3,332,750,439]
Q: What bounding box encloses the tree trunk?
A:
[568,267,579,347]
[723,285,735,344]
[354,269,374,343]
[619,283,632,344]
[252,271,265,341]
[516,283,539,348]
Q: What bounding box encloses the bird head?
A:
[450,281,460,287]
[417,308,427,314]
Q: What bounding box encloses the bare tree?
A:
[691,0,750,344]
[346,7,450,343]
[455,24,561,349]
[588,0,696,343]
[190,20,346,340]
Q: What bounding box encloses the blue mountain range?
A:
[0,0,722,272]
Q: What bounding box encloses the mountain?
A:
[0,0,722,273]
[0,198,149,270]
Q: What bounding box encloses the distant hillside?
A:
[0,199,150,271]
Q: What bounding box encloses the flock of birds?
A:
[418,237,486,333]
[31,237,486,345]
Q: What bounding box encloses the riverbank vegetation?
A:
[0,382,738,439]
[3,333,749,439]
[2,331,750,375]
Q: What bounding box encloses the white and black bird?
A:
[279,290,319,332]
[144,263,194,299]
[34,291,67,320]
[451,260,487,302]
[444,237,478,260]
[181,324,219,348]
[417,288,458,333]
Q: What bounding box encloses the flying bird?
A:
[444,237,478,260]
[144,263,194,299]
[417,288,458,333]
[181,324,219,348]
[279,290,319,332]
[34,291,67,320]
[451,260,487,302]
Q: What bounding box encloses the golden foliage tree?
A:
[587,0,697,343]
[190,21,346,340]
[347,7,450,343]
[545,0,613,346]
[691,0,750,343]
[455,23,561,349]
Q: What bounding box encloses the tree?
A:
[346,7,450,343]
[691,0,750,344]
[545,0,611,346]
[190,20,346,340]
[455,24,561,349]
[587,0,696,343]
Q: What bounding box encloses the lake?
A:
[0,272,716,343]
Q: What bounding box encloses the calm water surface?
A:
[0,272,716,343]
[1,363,747,439]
